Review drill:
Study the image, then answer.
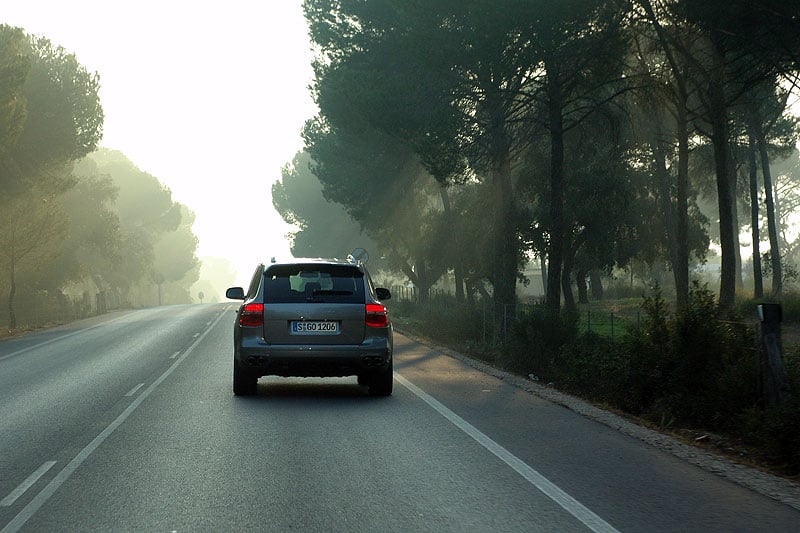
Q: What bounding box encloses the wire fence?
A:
[389,285,646,343]
[387,285,765,351]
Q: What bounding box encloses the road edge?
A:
[395,329,800,512]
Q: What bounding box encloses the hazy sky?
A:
[3,1,317,284]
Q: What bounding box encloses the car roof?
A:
[264,257,362,269]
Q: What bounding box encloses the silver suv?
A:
[225,257,393,396]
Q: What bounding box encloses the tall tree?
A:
[39,172,121,292]
[81,149,191,305]
[0,25,30,175]
[746,126,764,298]
[272,151,381,261]
[304,0,630,320]
[5,34,102,194]
[0,30,103,327]
[152,204,200,304]
[0,189,66,328]
[634,0,698,309]
[743,85,798,296]
[681,0,800,307]
[303,116,449,300]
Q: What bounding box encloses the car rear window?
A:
[263,264,365,304]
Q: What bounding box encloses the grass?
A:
[575,298,642,339]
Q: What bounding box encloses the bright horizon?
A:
[3,1,318,287]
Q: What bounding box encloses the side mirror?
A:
[226,287,245,300]
[375,287,391,301]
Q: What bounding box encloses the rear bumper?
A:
[235,335,392,378]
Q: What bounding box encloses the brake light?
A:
[239,303,264,327]
[365,303,389,327]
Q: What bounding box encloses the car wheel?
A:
[233,359,257,396]
[367,361,393,396]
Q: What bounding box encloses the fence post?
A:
[758,303,790,406]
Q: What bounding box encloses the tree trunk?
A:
[546,63,565,315]
[561,234,576,313]
[491,151,517,332]
[732,164,744,291]
[652,139,680,296]
[708,61,737,310]
[454,267,464,303]
[639,0,690,309]
[576,268,589,304]
[439,183,465,303]
[747,127,763,298]
[675,99,690,310]
[755,120,782,296]
[400,261,430,304]
[589,269,604,300]
[540,254,548,296]
[416,260,430,303]
[561,264,576,313]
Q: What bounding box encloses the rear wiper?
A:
[315,290,353,295]
[306,289,353,301]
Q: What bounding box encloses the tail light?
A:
[239,303,264,327]
[365,303,389,327]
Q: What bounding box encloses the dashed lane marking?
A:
[124,383,146,397]
[1,462,57,507]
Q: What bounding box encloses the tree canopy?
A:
[0,26,201,329]
[286,0,800,316]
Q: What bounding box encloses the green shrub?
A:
[387,296,486,351]
[740,399,800,474]
[557,332,629,404]
[615,287,675,415]
[498,305,578,377]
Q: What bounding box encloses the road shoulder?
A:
[395,329,800,512]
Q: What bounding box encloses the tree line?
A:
[0,25,200,331]
[273,0,800,322]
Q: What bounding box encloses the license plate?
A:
[291,321,340,334]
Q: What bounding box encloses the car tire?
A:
[367,361,393,396]
[233,359,257,396]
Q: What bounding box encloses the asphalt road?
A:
[1,304,798,532]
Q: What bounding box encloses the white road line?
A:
[169,351,181,359]
[395,372,620,533]
[0,313,134,362]
[124,383,146,397]
[0,308,229,533]
[192,333,200,338]
[0,462,57,507]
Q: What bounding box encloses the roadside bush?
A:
[777,291,800,322]
[387,296,485,351]
[556,332,629,404]
[740,398,800,474]
[739,348,800,474]
[498,305,578,377]
[618,284,758,428]
[615,286,674,414]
